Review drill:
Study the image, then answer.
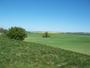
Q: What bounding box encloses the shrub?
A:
[43,32,50,38]
[6,27,27,40]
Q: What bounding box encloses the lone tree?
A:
[6,27,27,40]
[43,32,49,38]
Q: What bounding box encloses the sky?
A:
[0,0,90,32]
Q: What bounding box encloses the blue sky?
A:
[0,0,90,32]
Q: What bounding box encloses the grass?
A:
[25,32,90,55]
[0,34,90,68]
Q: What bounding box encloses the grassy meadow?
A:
[0,34,90,68]
[25,32,90,55]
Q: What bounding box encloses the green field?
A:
[0,34,90,68]
[25,33,90,55]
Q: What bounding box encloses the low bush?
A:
[6,27,27,40]
[43,32,50,38]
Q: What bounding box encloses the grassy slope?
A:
[25,33,90,55]
[0,35,90,68]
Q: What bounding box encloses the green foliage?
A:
[6,27,27,40]
[0,27,7,34]
[0,35,90,68]
[43,32,50,38]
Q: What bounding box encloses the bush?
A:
[6,27,27,40]
[43,32,50,38]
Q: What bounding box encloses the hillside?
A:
[0,35,90,68]
[25,33,90,55]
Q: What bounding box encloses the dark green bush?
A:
[6,27,27,40]
[43,32,50,38]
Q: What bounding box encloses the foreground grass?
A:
[25,33,90,55]
[0,35,90,68]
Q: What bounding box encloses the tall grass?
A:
[0,34,90,68]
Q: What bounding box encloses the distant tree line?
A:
[0,27,7,34]
[64,32,90,36]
